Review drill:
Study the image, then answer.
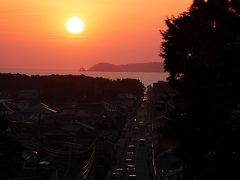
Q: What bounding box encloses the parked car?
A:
[112,167,125,178]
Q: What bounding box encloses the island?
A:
[87,62,164,72]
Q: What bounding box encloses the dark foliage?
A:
[161,0,240,179]
[0,73,145,103]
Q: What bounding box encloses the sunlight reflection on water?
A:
[0,69,168,86]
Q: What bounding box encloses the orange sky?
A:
[0,0,192,70]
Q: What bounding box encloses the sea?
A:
[0,69,168,87]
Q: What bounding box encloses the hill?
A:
[88,62,164,72]
[87,63,121,72]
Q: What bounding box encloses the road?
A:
[106,104,154,180]
[135,108,151,180]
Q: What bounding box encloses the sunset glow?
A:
[0,0,193,70]
[0,1,239,179]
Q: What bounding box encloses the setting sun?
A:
[0,0,193,69]
[66,17,85,35]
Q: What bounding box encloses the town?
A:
[0,73,187,180]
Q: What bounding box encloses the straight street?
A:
[106,103,154,180]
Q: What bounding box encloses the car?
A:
[139,138,146,146]
[112,168,125,178]
[126,167,136,174]
[128,144,136,153]
[126,151,135,159]
[127,174,137,180]
[125,158,135,163]
[112,172,122,179]
[39,161,50,165]
[127,164,135,168]
[116,168,125,176]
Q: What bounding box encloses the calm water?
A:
[0,69,168,86]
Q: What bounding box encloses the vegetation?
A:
[0,73,145,103]
[161,0,240,179]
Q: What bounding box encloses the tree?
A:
[161,0,240,179]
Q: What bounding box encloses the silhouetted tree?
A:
[161,0,240,179]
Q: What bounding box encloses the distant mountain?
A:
[88,63,121,72]
[88,62,164,72]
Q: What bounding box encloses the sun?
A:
[66,17,85,34]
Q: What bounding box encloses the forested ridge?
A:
[0,73,145,102]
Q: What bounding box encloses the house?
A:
[0,102,14,115]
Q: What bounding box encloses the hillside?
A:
[88,62,164,72]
